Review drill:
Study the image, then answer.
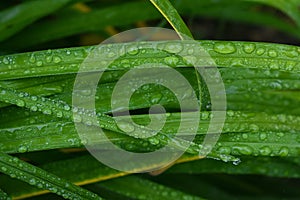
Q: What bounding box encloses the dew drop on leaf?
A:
[18,145,28,153]
[53,56,62,63]
[256,48,265,56]
[259,146,272,156]
[213,42,236,54]
[243,43,256,54]
[278,147,289,157]
[16,100,25,107]
[36,61,43,66]
[164,56,179,66]
[268,49,278,57]
[118,122,135,133]
[165,42,183,54]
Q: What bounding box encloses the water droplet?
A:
[201,112,210,120]
[285,50,298,58]
[29,178,36,185]
[242,133,248,139]
[233,145,253,155]
[213,42,236,54]
[249,124,259,132]
[278,147,289,157]
[64,105,71,111]
[43,109,52,115]
[256,48,265,56]
[46,56,52,63]
[29,55,36,63]
[127,46,139,55]
[276,132,285,138]
[227,110,234,117]
[268,49,278,57]
[30,106,38,112]
[36,61,43,66]
[73,114,82,123]
[217,146,231,154]
[259,146,272,156]
[165,42,183,54]
[3,57,9,64]
[149,137,160,145]
[16,100,25,107]
[31,96,38,101]
[53,56,62,63]
[56,111,63,118]
[79,89,92,96]
[183,55,197,65]
[118,122,135,133]
[259,133,267,140]
[18,145,28,153]
[243,43,256,54]
[164,56,179,66]
[150,93,162,104]
[1,166,7,172]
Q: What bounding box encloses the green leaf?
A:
[0,152,101,199]
[0,0,75,42]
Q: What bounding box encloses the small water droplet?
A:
[16,100,25,107]
[233,145,253,155]
[227,110,234,117]
[1,166,7,172]
[259,146,272,156]
[242,133,248,139]
[46,56,52,63]
[243,43,256,54]
[18,145,28,153]
[3,57,9,64]
[149,137,160,145]
[268,49,278,57]
[256,48,265,56]
[31,96,38,101]
[30,106,38,112]
[285,49,298,58]
[259,133,267,140]
[73,114,82,123]
[36,61,43,66]
[127,46,139,55]
[29,178,36,185]
[29,55,36,63]
[278,147,289,157]
[217,146,231,154]
[118,122,135,133]
[43,109,52,115]
[64,105,71,111]
[213,42,236,54]
[150,93,162,104]
[56,111,63,118]
[53,56,62,63]
[249,124,259,132]
[164,56,179,66]
[165,42,183,54]
[201,112,210,120]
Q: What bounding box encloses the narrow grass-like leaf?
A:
[149,0,193,39]
[2,0,300,51]
[0,152,101,199]
[0,0,74,42]
[92,175,203,200]
[247,0,300,27]
[1,41,299,81]
[0,188,11,200]
[168,156,300,178]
